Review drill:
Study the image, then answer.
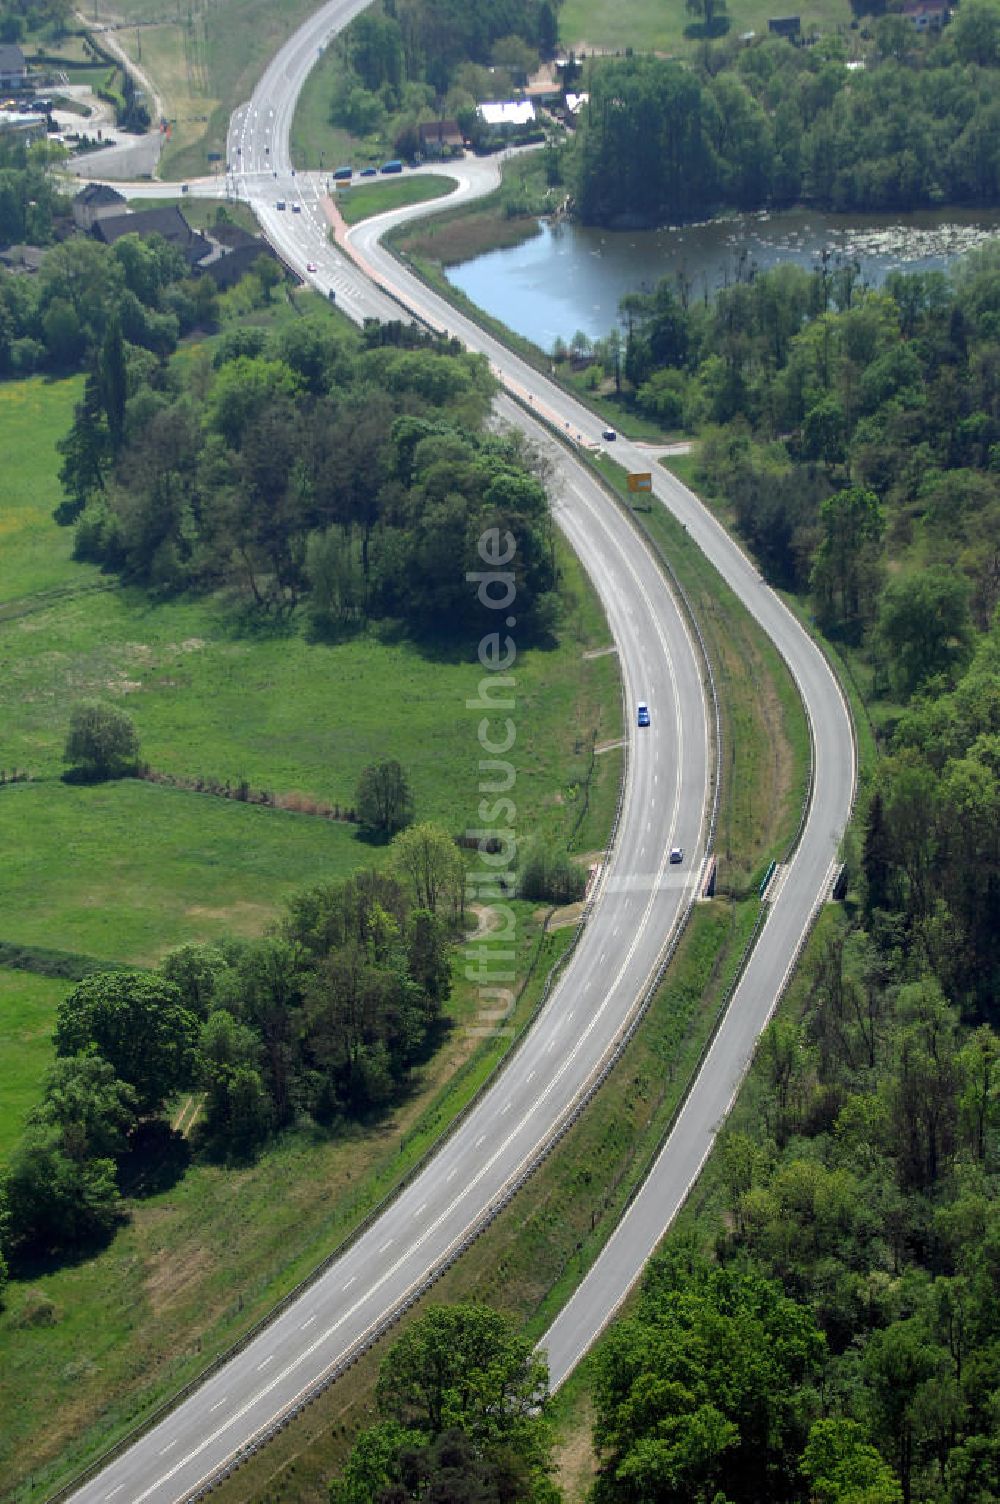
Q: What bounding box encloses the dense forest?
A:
[0,863,461,1276]
[581,249,1000,662]
[573,4,1000,226]
[62,312,559,638]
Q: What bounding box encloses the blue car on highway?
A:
[637,702,650,727]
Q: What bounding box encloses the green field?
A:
[0,376,92,607]
[0,969,70,1159]
[557,0,853,53]
[0,780,369,966]
[1,576,615,837]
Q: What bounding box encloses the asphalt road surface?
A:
[64,5,854,1495]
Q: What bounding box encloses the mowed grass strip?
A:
[594,451,811,893]
[334,174,457,226]
[0,967,70,1160]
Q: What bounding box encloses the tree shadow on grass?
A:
[10,1222,124,1281]
[117,1119,191,1198]
[684,15,731,37]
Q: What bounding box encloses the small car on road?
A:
[637,702,650,727]
[306,261,318,272]
[670,846,684,864]
[602,426,617,441]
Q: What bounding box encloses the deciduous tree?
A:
[357,759,415,840]
[55,971,198,1115]
[63,700,140,780]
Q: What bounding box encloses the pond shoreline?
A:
[435,199,1000,349]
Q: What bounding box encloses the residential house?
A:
[200,238,285,290]
[92,204,212,268]
[901,0,949,28]
[417,119,464,156]
[72,182,127,232]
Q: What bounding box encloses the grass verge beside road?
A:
[334,174,456,226]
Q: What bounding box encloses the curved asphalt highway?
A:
[64,5,853,1495]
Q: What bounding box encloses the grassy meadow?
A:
[558,0,853,53]
[0,969,70,1159]
[0,780,367,966]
